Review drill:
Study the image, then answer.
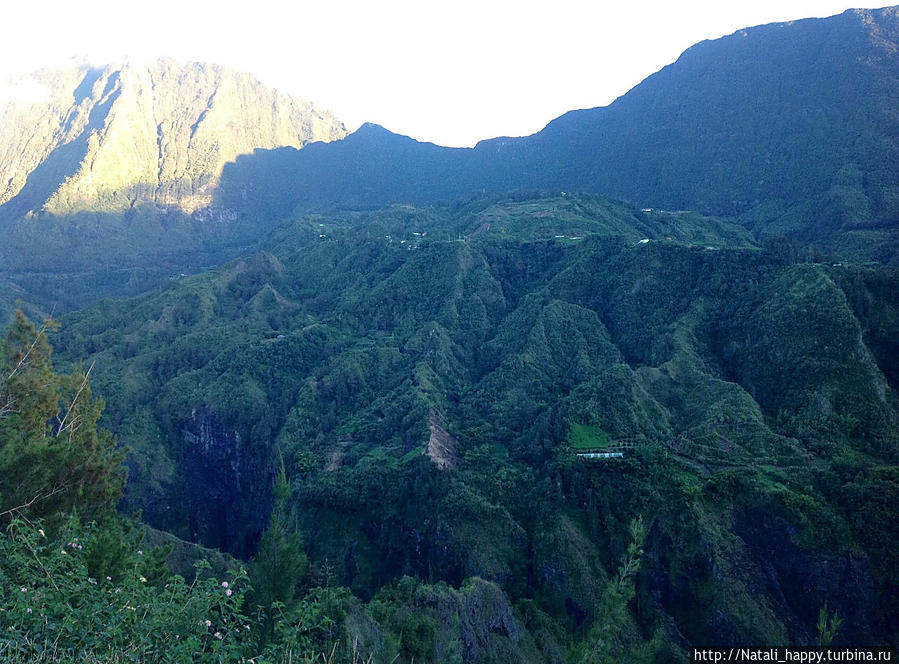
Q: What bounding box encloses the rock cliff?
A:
[0,59,346,218]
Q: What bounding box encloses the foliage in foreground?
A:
[0,517,250,662]
[0,517,359,663]
[0,313,346,662]
[0,310,124,531]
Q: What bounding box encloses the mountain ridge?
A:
[2,10,899,659]
[216,6,899,261]
[0,58,346,218]
[0,59,347,313]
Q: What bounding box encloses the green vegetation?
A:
[0,312,557,662]
[0,311,124,530]
[213,9,899,265]
[1,13,898,656]
[25,195,895,660]
[567,423,610,450]
[0,518,251,662]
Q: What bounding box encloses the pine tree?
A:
[575,516,658,664]
[249,465,308,645]
[0,310,124,529]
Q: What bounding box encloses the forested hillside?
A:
[42,195,899,659]
[218,7,899,262]
[0,59,345,313]
[3,9,898,317]
[2,6,899,662]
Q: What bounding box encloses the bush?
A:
[0,518,251,662]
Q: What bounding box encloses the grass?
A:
[568,423,610,450]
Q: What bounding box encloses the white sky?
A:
[0,0,874,147]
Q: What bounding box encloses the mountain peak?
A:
[0,60,347,217]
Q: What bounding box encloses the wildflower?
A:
[20,587,26,593]
[26,608,32,614]
[214,632,223,640]
[88,578,97,585]
[106,576,112,581]
[221,581,229,588]
[140,576,147,583]
[226,588,232,597]
[137,550,143,555]
[114,588,122,594]
[60,549,66,555]
[204,619,211,627]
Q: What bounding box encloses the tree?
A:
[816,602,842,647]
[248,464,308,646]
[0,310,124,529]
[573,515,659,664]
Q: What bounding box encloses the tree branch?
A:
[56,361,94,438]
[0,483,69,519]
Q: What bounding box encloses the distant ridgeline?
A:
[2,8,898,317]
[52,197,899,653]
[0,59,346,314]
[1,7,899,660]
[218,7,899,263]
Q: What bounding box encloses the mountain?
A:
[0,59,345,217]
[490,5,899,258]
[0,59,346,312]
[218,7,899,261]
[4,10,899,657]
[52,196,899,655]
[4,8,897,316]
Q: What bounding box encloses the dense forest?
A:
[3,194,896,661]
[217,8,899,263]
[1,7,899,663]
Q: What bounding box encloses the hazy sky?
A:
[1,0,873,146]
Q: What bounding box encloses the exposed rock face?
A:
[414,578,544,663]
[0,59,346,217]
[180,405,275,557]
[731,509,886,646]
[427,409,459,470]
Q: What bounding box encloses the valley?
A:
[1,7,898,663]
